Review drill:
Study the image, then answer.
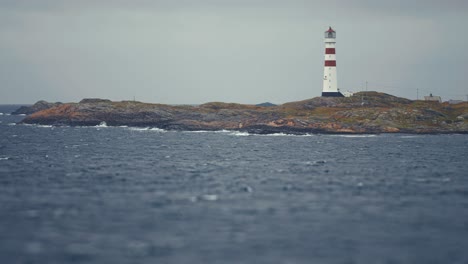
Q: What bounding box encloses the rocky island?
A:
[19,92,468,134]
[12,100,62,115]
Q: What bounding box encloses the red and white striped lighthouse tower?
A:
[322,27,343,97]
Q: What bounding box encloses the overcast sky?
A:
[1,0,467,104]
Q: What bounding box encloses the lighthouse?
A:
[322,27,344,97]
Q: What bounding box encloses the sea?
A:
[1,105,468,264]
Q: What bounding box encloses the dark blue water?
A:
[1,106,468,264]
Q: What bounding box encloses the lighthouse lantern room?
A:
[322,27,344,97]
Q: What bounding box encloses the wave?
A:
[149,128,166,132]
[8,123,16,126]
[183,130,231,134]
[329,134,378,138]
[18,123,65,128]
[229,131,250,137]
[129,127,166,132]
[183,130,210,133]
[215,130,231,133]
[185,131,315,137]
[0,113,3,115]
[177,130,311,136]
[230,132,319,137]
[129,127,150,131]
[96,121,108,128]
[0,157,10,160]
[262,133,290,137]
[260,133,316,137]
[400,135,422,139]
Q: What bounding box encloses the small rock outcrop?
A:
[256,102,277,107]
[281,92,412,110]
[79,98,112,104]
[12,100,62,115]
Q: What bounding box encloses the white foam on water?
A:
[149,128,166,132]
[37,125,53,128]
[128,127,166,132]
[262,133,290,137]
[0,157,10,160]
[215,130,231,133]
[18,114,26,116]
[119,125,128,128]
[129,127,150,131]
[228,132,318,137]
[330,134,377,138]
[184,130,211,133]
[185,130,227,133]
[0,113,3,115]
[261,133,315,137]
[229,131,250,137]
[8,123,16,126]
[182,130,316,136]
[96,121,108,127]
[400,135,421,139]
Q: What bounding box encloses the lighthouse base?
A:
[322,92,344,97]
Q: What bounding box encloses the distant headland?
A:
[16,92,468,134]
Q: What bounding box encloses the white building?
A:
[424,94,442,102]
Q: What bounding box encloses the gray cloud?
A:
[1,0,467,104]
[2,0,466,14]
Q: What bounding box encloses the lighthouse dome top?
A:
[325,27,336,39]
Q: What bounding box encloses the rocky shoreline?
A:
[18,92,468,134]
